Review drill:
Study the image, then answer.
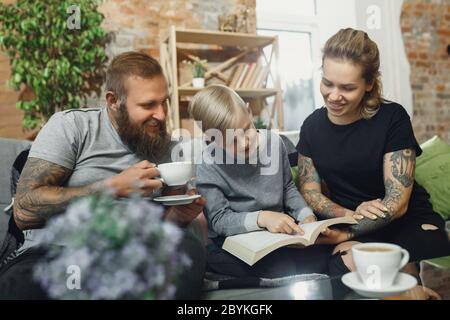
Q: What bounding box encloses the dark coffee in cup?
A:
[358,247,393,253]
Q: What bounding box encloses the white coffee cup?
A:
[157,161,193,186]
[352,242,409,289]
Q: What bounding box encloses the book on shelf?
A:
[240,63,257,88]
[227,64,242,88]
[234,63,249,88]
[228,62,270,90]
[245,64,262,89]
[254,65,270,89]
[229,63,245,88]
[222,216,358,266]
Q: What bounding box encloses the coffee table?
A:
[204,256,450,300]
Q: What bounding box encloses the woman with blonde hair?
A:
[297,28,449,265]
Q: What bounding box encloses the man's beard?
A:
[115,105,170,162]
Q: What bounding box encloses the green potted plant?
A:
[253,116,268,129]
[0,0,110,134]
[192,59,207,88]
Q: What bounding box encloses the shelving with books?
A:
[160,27,283,134]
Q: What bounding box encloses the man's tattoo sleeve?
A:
[14,157,103,230]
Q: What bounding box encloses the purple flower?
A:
[33,191,191,300]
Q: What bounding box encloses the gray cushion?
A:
[279,134,299,167]
[0,138,31,242]
[0,138,31,207]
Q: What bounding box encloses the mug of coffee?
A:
[352,242,409,289]
[157,161,193,186]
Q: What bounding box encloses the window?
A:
[256,0,320,131]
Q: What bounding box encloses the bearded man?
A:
[0,52,206,299]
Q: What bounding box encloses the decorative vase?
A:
[192,77,205,88]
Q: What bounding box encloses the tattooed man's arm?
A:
[350,148,416,237]
[13,157,105,230]
[298,154,353,219]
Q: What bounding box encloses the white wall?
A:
[312,0,358,106]
[354,0,413,116]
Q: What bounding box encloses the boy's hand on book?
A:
[257,211,304,235]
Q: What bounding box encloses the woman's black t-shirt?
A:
[296,101,433,214]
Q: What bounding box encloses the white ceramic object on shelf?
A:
[192,77,205,88]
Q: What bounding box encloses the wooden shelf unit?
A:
[160,27,283,133]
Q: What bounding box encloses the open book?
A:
[222,216,358,266]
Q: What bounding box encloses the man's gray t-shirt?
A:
[21,107,173,250]
[29,107,172,186]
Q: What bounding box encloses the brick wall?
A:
[100,0,256,57]
[0,0,256,139]
[0,51,22,138]
[401,0,450,144]
[3,1,447,143]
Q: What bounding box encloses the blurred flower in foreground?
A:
[33,192,191,299]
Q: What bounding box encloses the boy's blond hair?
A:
[188,85,249,133]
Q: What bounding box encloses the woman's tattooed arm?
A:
[350,148,416,237]
[298,154,351,219]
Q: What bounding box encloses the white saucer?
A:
[341,272,417,298]
[153,194,201,206]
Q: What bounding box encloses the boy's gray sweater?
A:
[196,132,313,239]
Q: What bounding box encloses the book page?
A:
[224,216,357,252]
[225,231,307,253]
[299,220,328,243]
[300,216,358,244]
[222,216,357,265]
[222,231,309,265]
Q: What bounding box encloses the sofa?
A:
[2,135,448,300]
[0,138,31,249]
